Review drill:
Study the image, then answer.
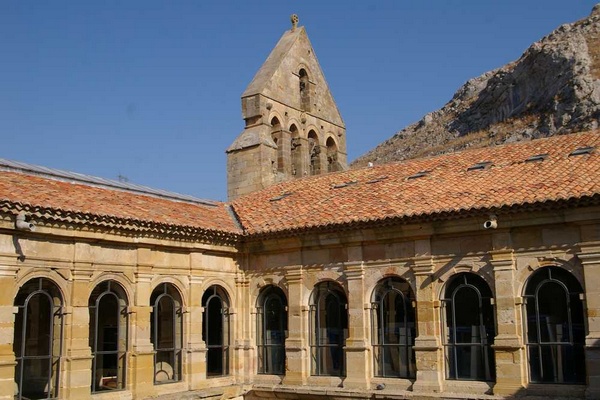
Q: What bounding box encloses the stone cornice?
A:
[1,200,241,246]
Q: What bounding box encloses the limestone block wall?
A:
[0,213,240,400]
[242,205,600,399]
[228,93,347,200]
[1,204,599,400]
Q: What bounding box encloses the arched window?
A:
[309,281,348,376]
[151,283,183,384]
[202,285,230,376]
[326,137,338,173]
[271,117,283,173]
[308,130,320,176]
[442,273,495,381]
[299,68,310,110]
[371,277,416,378]
[256,285,287,375]
[524,267,585,383]
[14,278,63,400]
[89,280,128,392]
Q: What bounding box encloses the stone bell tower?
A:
[226,15,347,200]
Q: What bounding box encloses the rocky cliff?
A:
[352,5,600,167]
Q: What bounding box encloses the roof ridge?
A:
[353,130,600,171]
[0,158,219,207]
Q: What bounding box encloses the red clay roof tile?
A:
[0,171,241,235]
[232,131,600,235]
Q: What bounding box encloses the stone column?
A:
[62,268,93,399]
[411,256,443,393]
[317,144,327,175]
[0,266,16,400]
[129,271,155,398]
[489,243,526,396]
[343,262,370,389]
[578,241,600,399]
[283,267,308,385]
[278,129,292,176]
[291,137,308,178]
[233,273,251,383]
[187,274,206,390]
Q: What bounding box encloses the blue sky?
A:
[1,1,597,201]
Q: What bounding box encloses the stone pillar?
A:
[343,262,370,389]
[317,144,327,176]
[489,243,526,396]
[233,273,251,383]
[292,137,308,178]
[276,129,292,176]
[0,268,16,400]
[129,271,155,398]
[578,242,600,399]
[62,268,93,399]
[187,275,206,390]
[283,267,308,385]
[411,256,443,393]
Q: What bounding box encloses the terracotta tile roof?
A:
[0,170,242,236]
[232,131,600,236]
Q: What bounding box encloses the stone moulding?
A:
[0,200,242,246]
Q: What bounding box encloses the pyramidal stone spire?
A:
[226,15,347,200]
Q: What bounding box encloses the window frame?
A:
[151,283,183,384]
[523,266,586,384]
[14,278,63,400]
[309,281,348,377]
[89,280,129,393]
[202,285,230,377]
[370,277,416,379]
[441,273,496,382]
[256,285,288,375]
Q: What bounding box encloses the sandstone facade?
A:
[2,15,600,400]
[227,17,347,200]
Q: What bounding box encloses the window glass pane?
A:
[311,283,347,376]
[443,273,495,381]
[537,282,569,343]
[207,297,223,346]
[525,267,586,384]
[24,294,52,357]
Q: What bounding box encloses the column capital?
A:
[344,262,364,279]
[235,274,249,287]
[72,268,93,281]
[285,266,304,283]
[411,256,434,276]
[489,250,515,271]
[189,275,204,285]
[578,241,600,264]
[135,272,153,284]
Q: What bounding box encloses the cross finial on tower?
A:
[291,14,299,30]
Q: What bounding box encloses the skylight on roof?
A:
[467,161,493,171]
[269,192,292,202]
[366,175,388,184]
[569,146,595,156]
[525,153,549,163]
[332,181,358,189]
[406,171,430,180]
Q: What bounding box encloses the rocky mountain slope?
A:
[352,5,600,167]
